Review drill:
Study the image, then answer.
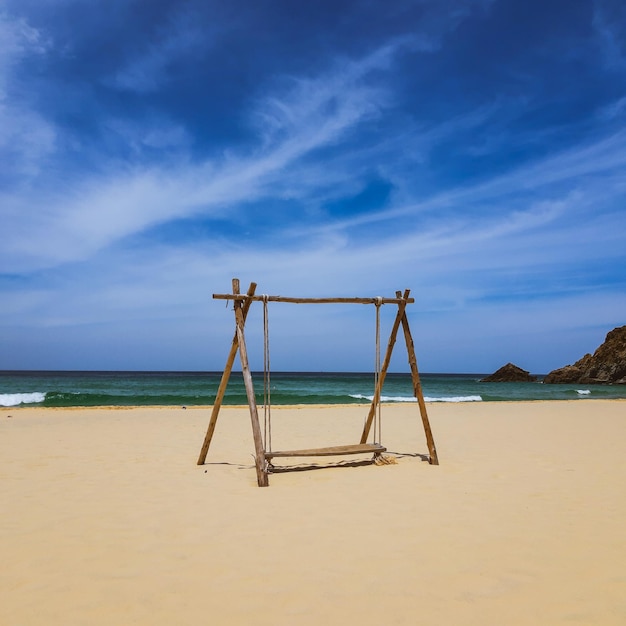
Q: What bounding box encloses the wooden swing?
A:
[197,278,439,487]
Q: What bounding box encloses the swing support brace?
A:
[198,278,439,487]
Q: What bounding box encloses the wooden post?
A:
[232,281,269,487]
[398,290,439,465]
[360,293,408,444]
[197,280,257,465]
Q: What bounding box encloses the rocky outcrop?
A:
[544,326,626,384]
[480,363,537,383]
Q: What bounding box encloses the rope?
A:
[262,295,272,453]
[374,297,383,445]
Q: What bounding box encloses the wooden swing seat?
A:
[265,443,386,460]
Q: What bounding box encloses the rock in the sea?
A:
[544,325,626,384]
[480,363,537,382]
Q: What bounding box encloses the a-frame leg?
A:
[232,284,269,487]
[398,292,439,465]
[197,280,257,465]
[360,293,409,444]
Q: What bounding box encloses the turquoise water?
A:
[1,371,625,407]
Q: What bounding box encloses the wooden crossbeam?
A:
[213,294,414,305]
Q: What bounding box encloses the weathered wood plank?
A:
[213,294,414,305]
[265,443,386,459]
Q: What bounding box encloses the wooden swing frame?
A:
[197,278,439,487]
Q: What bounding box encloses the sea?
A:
[1,370,625,408]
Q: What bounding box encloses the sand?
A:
[1,400,625,625]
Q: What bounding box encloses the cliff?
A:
[543,326,626,384]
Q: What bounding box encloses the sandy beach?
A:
[1,400,625,625]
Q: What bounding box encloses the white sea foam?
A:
[576,389,591,395]
[424,395,482,403]
[380,395,416,403]
[350,394,415,402]
[350,394,482,403]
[0,392,46,407]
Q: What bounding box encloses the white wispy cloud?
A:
[106,7,218,93]
[0,12,50,75]
[0,37,415,273]
[2,2,625,372]
[0,13,56,179]
[593,0,626,72]
[598,95,626,120]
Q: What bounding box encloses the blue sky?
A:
[1,0,625,373]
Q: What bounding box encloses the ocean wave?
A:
[350,394,415,402]
[424,395,482,403]
[576,389,591,395]
[0,392,46,407]
[350,393,482,403]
